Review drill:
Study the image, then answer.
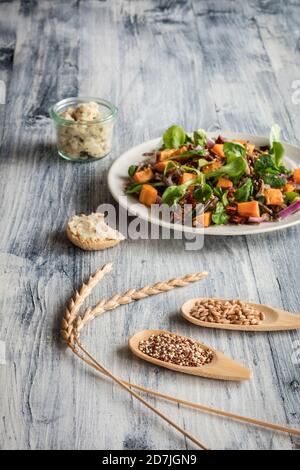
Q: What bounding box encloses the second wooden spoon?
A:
[129,329,251,381]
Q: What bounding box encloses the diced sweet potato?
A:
[133,167,154,183]
[293,169,300,184]
[157,149,176,162]
[216,177,233,189]
[264,188,284,206]
[211,144,225,158]
[157,146,188,162]
[283,183,295,193]
[237,201,260,218]
[202,159,222,174]
[179,172,195,185]
[233,139,247,145]
[173,145,188,156]
[139,184,158,206]
[154,161,170,173]
[170,146,190,162]
[198,211,212,227]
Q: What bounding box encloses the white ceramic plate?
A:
[108,132,300,236]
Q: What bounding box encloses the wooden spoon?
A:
[181,298,300,332]
[129,329,251,381]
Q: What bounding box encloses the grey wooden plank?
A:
[0,1,16,146]
[0,0,82,451]
[193,0,300,448]
[244,2,300,442]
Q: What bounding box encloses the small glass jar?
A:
[49,97,118,162]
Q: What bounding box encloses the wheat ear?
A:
[61,265,208,344]
[61,263,113,345]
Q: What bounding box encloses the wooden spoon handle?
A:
[73,345,300,438]
[75,340,209,450]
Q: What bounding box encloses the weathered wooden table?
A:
[0,0,299,450]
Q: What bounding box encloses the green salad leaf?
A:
[193,129,207,147]
[206,156,247,180]
[269,123,281,146]
[163,125,186,149]
[198,158,210,168]
[126,182,143,194]
[185,129,207,147]
[212,202,229,225]
[181,165,201,176]
[257,195,266,204]
[184,132,193,144]
[194,184,213,203]
[221,190,229,207]
[128,165,138,177]
[285,191,300,202]
[214,187,229,206]
[235,178,253,202]
[164,161,177,174]
[126,181,165,194]
[269,124,284,167]
[213,187,223,199]
[223,142,246,162]
[205,142,247,182]
[272,141,284,167]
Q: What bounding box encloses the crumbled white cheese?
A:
[73,102,101,121]
[57,101,113,159]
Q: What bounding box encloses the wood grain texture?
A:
[0,0,300,450]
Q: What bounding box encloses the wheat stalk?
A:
[61,263,113,345]
[61,263,209,449]
[61,263,300,449]
[61,265,208,344]
[77,272,208,333]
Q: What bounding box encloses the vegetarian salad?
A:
[126,124,300,227]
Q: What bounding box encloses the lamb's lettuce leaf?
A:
[235,178,253,202]
[163,125,186,149]
[269,124,284,167]
[212,202,229,225]
[223,142,246,162]
[194,184,213,203]
[161,178,196,206]
[193,129,206,147]
[206,156,247,180]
